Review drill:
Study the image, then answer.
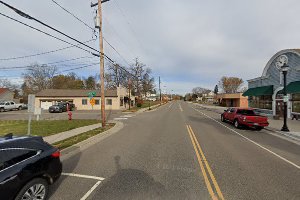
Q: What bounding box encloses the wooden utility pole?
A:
[98,0,106,127]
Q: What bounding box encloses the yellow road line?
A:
[188,125,225,200]
[186,125,218,200]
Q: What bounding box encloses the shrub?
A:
[137,103,142,107]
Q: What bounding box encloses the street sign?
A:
[90,98,95,106]
[88,91,97,99]
[28,94,35,113]
[283,95,289,103]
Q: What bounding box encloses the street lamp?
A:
[276,55,290,132]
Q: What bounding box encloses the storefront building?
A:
[243,49,300,118]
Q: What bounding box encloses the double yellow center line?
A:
[186,125,225,200]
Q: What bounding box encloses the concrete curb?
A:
[60,121,124,161]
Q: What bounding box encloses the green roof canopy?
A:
[243,85,273,97]
[287,81,300,94]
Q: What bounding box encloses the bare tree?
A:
[22,64,58,94]
[105,63,129,89]
[192,87,210,97]
[218,76,244,93]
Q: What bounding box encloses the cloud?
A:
[1,0,300,93]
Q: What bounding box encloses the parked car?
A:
[48,102,75,113]
[221,108,269,130]
[0,101,25,112]
[0,134,62,200]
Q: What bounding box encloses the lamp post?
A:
[281,63,289,132]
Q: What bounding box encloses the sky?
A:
[1,0,300,94]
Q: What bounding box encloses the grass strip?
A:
[0,119,100,137]
[53,123,115,150]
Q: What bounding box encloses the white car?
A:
[0,101,25,112]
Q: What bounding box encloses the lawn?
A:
[53,123,115,150]
[0,119,100,137]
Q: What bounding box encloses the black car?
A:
[49,102,75,113]
[0,134,62,200]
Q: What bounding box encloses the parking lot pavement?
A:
[0,110,122,121]
[49,173,105,200]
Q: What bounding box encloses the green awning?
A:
[243,85,273,97]
[287,81,300,94]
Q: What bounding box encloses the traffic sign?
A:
[90,98,95,106]
[88,91,96,98]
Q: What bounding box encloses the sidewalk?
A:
[195,103,300,141]
[44,123,102,144]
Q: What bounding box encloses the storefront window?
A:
[249,95,272,110]
[292,94,300,113]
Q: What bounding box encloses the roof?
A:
[35,89,118,97]
[0,88,10,96]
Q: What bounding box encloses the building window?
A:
[292,94,300,113]
[82,99,87,105]
[106,99,112,105]
[249,95,272,110]
[95,99,100,105]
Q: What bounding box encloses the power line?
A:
[0,39,95,61]
[103,37,131,66]
[0,56,95,70]
[0,1,100,54]
[51,0,95,32]
[49,0,132,69]
[59,62,100,73]
[0,12,97,56]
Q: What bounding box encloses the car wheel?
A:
[221,115,225,122]
[18,106,22,110]
[0,108,4,112]
[256,127,263,131]
[234,119,240,129]
[15,178,48,200]
[59,109,62,113]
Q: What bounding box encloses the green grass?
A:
[0,119,100,137]
[53,123,115,150]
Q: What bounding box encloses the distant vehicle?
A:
[0,101,25,112]
[0,134,62,200]
[48,102,75,113]
[221,108,269,130]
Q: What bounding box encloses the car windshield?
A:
[1,1,300,200]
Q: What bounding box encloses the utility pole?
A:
[98,0,106,127]
[159,76,161,105]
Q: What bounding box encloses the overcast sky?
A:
[1,0,300,94]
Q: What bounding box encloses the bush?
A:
[137,103,142,107]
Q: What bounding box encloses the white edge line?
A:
[190,105,300,170]
[62,173,105,181]
[80,180,102,200]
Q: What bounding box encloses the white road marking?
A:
[179,103,183,112]
[80,180,102,200]
[168,103,172,108]
[113,117,128,120]
[190,105,300,170]
[121,115,135,117]
[62,173,105,181]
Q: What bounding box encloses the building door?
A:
[276,100,284,117]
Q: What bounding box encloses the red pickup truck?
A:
[221,108,269,130]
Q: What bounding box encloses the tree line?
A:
[1,58,155,101]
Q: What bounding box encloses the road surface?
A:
[49,101,300,200]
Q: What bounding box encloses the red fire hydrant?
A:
[68,111,72,120]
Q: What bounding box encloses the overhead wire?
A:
[0,1,138,78]
[49,0,132,67]
[0,39,95,61]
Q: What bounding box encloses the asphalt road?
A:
[49,101,300,200]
